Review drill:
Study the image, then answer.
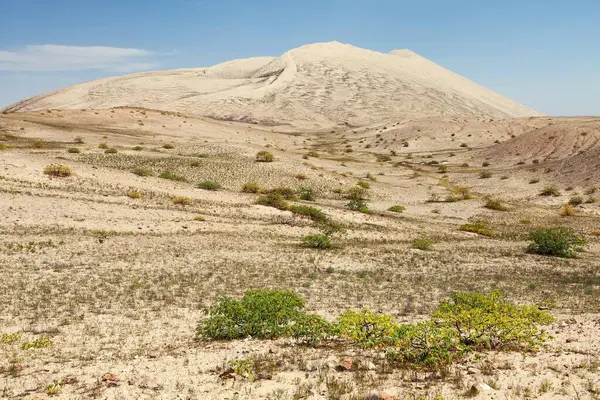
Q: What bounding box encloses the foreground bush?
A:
[197,290,553,374]
[527,227,585,258]
[43,164,72,177]
[197,290,312,341]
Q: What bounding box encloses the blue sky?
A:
[1,0,598,115]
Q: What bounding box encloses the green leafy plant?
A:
[159,171,186,181]
[412,238,433,250]
[289,205,327,223]
[337,309,398,349]
[388,205,406,213]
[459,221,494,237]
[256,151,274,162]
[256,192,289,210]
[242,182,261,193]
[197,180,221,191]
[301,234,332,249]
[197,290,307,340]
[527,227,585,258]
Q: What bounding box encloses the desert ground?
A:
[1,43,599,399]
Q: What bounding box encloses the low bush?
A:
[267,187,297,200]
[337,309,398,349]
[67,147,80,154]
[43,164,72,177]
[196,290,309,340]
[301,234,332,249]
[295,173,307,180]
[479,171,492,179]
[104,148,118,154]
[159,171,186,182]
[256,193,289,210]
[568,196,584,206]
[388,205,406,213]
[484,198,509,211]
[459,221,494,237]
[242,182,261,193]
[539,186,560,197]
[412,238,433,250]
[527,227,585,258]
[346,199,370,214]
[126,190,143,199]
[256,151,274,162]
[162,143,174,149]
[197,290,554,374]
[133,167,153,177]
[356,181,370,189]
[197,180,221,191]
[172,196,192,206]
[132,145,144,151]
[98,142,109,149]
[298,187,316,201]
[289,205,327,223]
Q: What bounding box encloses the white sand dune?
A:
[3,41,542,128]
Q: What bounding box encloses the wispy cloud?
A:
[0,44,156,72]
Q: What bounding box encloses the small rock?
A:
[336,357,353,371]
[467,382,493,395]
[102,372,120,387]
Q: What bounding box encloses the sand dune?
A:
[2,42,541,129]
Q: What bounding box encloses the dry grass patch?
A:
[43,164,72,177]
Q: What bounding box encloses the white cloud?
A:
[0,44,157,72]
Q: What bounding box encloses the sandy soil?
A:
[0,107,599,399]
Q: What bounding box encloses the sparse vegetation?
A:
[388,205,406,213]
[256,151,275,162]
[132,167,153,177]
[197,180,222,191]
[484,198,509,211]
[242,182,261,193]
[159,171,186,181]
[256,192,289,210]
[527,227,585,258]
[172,196,193,206]
[479,171,492,179]
[301,233,332,249]
[289,205,327,223]
[67,147,80,153]
[540,186,560,197]
[560,203,577,217]
[460,221,494,237]
[43,164,72,177]
[412,238,433,250]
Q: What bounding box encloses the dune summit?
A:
[3,42,541,128]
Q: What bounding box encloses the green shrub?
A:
[388,205,406,213]
[256,151,274,162]
[301,234,332,249]
[412,238,433,250]
[67,147,80,154]
[337,309,398,349]
[432,291,554,350]
[317,219,346,236]
[242,182,261,193]
[539,186,560,197]
[43,164,72,177]
[289,205,327,223]
[132,167,153,177]
[159,171,186,182]
[459,221,494,237]
[196,290,307,340]
[527,227,585,258]
[357,181,370,189]
[568,196,584,206]
[345,186,368,201]
[290,314,334,346]
[256,193,289,210]
[268,187,297,200]
[346,199,370,214]
[484,198,509,211]
[298,187,315,201]
[197,180,221,191]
